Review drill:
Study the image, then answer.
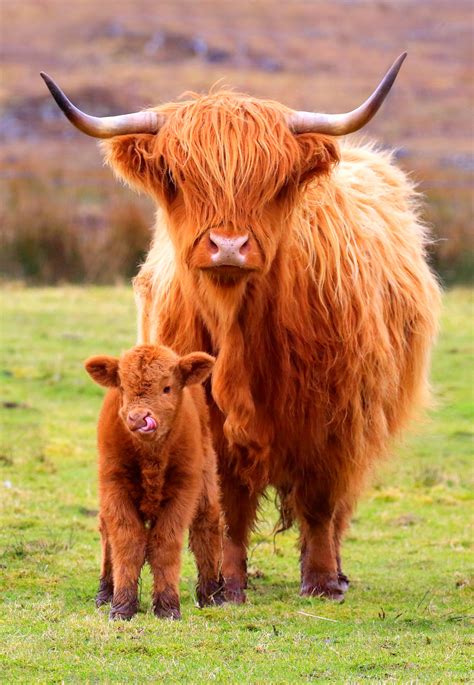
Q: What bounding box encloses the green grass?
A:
[0,285,472,683]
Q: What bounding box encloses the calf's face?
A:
[85,345,215,442]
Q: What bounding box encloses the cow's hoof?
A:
[154,604,181,620]
[197,579,226,607]
[153,589,181,620]
[223,577,246,604]
[338,571,350,592]
[300,572,346,602]
[95,578,113,607]
[109,604,138,621]
[109,591,138,620]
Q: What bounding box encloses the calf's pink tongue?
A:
[144,416,157,431]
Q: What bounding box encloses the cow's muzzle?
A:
[191,228,263,275]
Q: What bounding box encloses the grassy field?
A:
[0,285,472,683]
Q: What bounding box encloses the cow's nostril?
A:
[239,236,250,254]
[208,235,219,254]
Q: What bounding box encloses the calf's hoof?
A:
[300,571,347,602]
[153,589,181,620]
[223,577,246,604]
[197,578,226,607]
[95,578,114,607]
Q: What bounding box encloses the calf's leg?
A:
[105,504,147,620]
[148,523,185,620]
[147,487,198,620]
[96,515,114,607]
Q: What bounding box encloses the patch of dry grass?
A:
[1,0,472,283]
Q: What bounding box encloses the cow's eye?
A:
[163,386,171,394]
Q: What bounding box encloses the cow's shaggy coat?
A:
[102,90,441,602]
[85,345,223,619]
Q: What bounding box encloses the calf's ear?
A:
[177,352,216,386]
[84,356,120,388]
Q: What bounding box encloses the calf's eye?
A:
[163,386,171,394]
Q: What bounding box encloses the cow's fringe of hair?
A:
[103,89,441,500]
[273,486,295,536]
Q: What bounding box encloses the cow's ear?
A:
[295,134,340,186]
[101,135,175,199]
[84,355,120,388]
[177,352,216,386]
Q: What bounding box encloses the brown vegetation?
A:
[1,0,472,284]
[1,177,151,284]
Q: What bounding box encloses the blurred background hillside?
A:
[1,0,472,285]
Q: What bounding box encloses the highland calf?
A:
[85,344,223,620]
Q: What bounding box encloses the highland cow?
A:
[44,53,441,603]
[85,345,223,620]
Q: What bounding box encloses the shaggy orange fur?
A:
[85,345,223,619]
[102,89,441,602]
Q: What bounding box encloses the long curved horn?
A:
[40,72,164,138]
[288,53,407,136]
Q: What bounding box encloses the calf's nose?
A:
[209,230,249,267]
[126,410,148,431]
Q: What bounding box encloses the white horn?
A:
[40,72,164,138]
[289,53,407,136]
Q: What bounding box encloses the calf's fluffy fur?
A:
[85,344,223,620]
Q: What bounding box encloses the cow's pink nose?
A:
[209,231,249,267]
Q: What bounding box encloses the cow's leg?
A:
[132,269,155,345]
[95,515,114,607]
[295,481,347,601]
[189,465,225,607]
[106,507,147,620]
[219,469,260,604]
[333,499,353,591]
